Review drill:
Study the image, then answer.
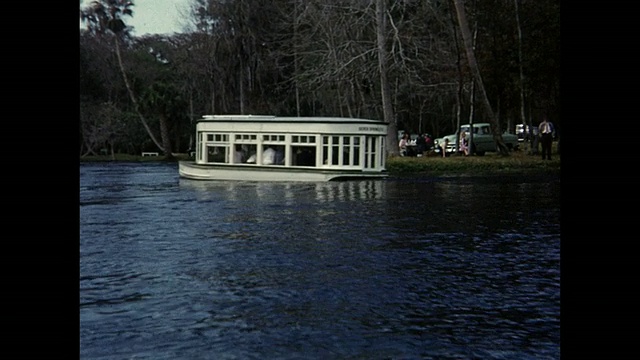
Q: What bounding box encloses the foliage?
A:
[79,0,560,155]
[80,0,135,36]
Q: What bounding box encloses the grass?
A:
[386,150,560,176]
[79,153,193,162]
[387,141,560,176]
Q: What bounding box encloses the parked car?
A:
[516,123,539,142]
[434,123,519,156]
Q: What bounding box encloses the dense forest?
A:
[79,0,559,158]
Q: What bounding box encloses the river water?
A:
[80,162,560,359]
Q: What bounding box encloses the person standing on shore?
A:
[441,138,449,158]
[399,133,409,157]
[459,131,469,156]
[538,116,554,160]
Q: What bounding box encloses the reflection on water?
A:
[81,163,560,359]
[179,178,386,203]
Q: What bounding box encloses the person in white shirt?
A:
[441,138,449,157]
[399,133,409,156]
[459,132,469,156]
[538,116,554,160]
[262,146,276,165]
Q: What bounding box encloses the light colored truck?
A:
[434,123,519,156]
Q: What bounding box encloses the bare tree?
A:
[514,0,528,150]
[80,101,127,159]
[452,0,510,155]
[376,0,398,155]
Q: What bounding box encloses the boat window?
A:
[332,137,340,165]
[340,136,360,166]
[207,134,228,142]
[353,137,360,166]
[322,136,339,165]
[365,137,377,168]
[262,145,285,165]
[235,144,257,163]
[292,135,316,144]
[206,145,228,163]
[292,146,316,167]
[321,135,362,167]
[235,134,257,141]
[263,134,285,142]
[291,134,316,167]
[342,137,351,166]
[379,136,385,168]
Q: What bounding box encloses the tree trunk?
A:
[239,58,245,114]
[80,123,99,157]
[188,92,195,151]
[527,99,538,155]
[114,37,164,152]
[452,0,509,155]
[376,0,399,156]
[159,113,174,160]
[211,87,216,114]
[294,0,301,117]
[515,0,526,133]
[467,80,475,154]
[453,7,464,152]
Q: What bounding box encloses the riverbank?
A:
[386,150,560,176]
[79,149,560,177]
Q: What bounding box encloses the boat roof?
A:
[199,115,387,124]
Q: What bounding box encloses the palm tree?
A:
[140,82,186,160]
[80,1,165,154]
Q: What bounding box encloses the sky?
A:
[80,0,193,36]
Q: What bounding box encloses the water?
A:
[80,162,560,359]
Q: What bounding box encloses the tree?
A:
[80,0,165,154]
[376,0,399,156]
[78,0,559,157]
[452,0,510,155]
[132,35,194,158]
[80,101,127,159]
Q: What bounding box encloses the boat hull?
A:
[178,161,387,182]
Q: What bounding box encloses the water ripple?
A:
[80,163,560,359]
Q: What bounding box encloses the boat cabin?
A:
[180,115,389,181]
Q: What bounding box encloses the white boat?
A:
[178,115,389,182]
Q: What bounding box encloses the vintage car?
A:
[516,123,539,142]
[434,123,519,156]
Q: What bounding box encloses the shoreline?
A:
[80,151,560,177]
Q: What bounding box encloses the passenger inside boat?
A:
[243,145,257,163]
[262,145,285,165]
[207,146,226,163]
[233,145,245,163]
[275,147,284,165]
[294,147,316,167]
[262,146,275,165]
